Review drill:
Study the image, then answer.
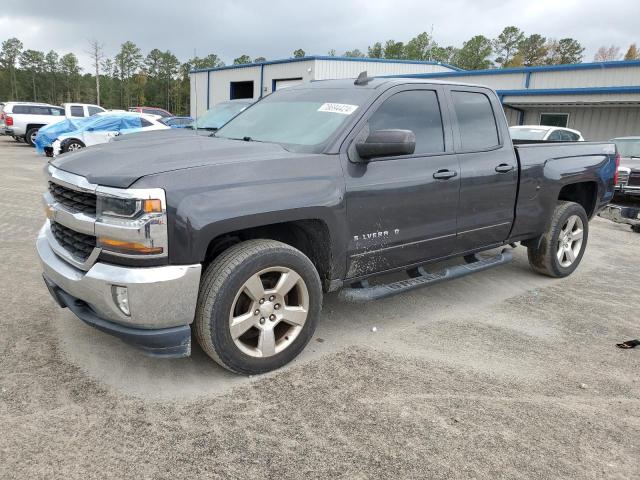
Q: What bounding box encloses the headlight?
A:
[95,187,168,257]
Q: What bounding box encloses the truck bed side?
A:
[509,142,617,242]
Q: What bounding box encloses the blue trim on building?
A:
[206,71,210,109]
[524,72,531,89]
[260,64,264,98]
[190,55,463,73]
[383,59,640,79]
[496,86,640,97]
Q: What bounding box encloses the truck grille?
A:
[628,172,640,186]
[48,182,96,215]
[51,221,96,261]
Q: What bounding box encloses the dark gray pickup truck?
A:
[38,76,618,374]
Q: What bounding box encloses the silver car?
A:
[612,136,640,197]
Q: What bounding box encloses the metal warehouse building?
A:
[190,57,640,140]
[190,56,459,115]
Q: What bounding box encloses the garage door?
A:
[274,78,303,91]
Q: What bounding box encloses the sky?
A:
[1,0,638,70]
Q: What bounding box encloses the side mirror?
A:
[355,129,416,160]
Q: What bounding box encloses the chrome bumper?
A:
[37,224,202,329]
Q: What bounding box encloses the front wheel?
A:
[61,139,85,153]
[527,201,589,278]
[194,239,322,375]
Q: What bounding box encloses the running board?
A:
[339,249,513,303]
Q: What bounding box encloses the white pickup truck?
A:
[1,102,106,146]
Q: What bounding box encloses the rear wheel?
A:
[194,239,322,375]
[527,201,589,278]
[25,128,39,147]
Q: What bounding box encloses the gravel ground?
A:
[0,135,638,479]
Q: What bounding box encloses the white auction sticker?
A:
[317,103,359,115]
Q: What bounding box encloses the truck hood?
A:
[50,130,295,188]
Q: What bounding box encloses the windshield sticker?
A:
[317,103,359,115]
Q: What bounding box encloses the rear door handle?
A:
[495,163,515,173]
[433,169,457,180]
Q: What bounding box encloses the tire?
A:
[194,239,322,375]
[25,128,39,147]
[61,139,85,153]
[527,201,589,278]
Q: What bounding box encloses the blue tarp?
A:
[35,117,92,155]
[35,114,147,155]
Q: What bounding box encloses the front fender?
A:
[134,156,348,277]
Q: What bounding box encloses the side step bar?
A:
[339,249,513,303]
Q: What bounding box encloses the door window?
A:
[367,90,444,154]
[547,130,563,141]
[88,106,103,116]
[451,91,499,151]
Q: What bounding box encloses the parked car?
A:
[129,106,172,117]
[34,116,94,156]
[192,99,253,131]
[62,103,106,118]
[611,136,640,198]
[1,102,65,146]
[38,77,617,374]
[47,113,169,156]
[161,116,194,128]
[510,125,584,142]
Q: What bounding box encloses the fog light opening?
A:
[111,285,130,316]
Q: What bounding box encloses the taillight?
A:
[5,115,13,126]
[614,153,620,186]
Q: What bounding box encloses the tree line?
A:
[1,28,639,114]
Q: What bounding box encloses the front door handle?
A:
[433,169,457,180]
[495,163,515,173]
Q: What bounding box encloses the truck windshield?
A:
[612,139,640,158]
[509,127,549,140]
[215,88,372,152]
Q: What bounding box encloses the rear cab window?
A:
[70,106,85,117]
[451,90,500,151]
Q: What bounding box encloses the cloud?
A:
[1,0,637,70]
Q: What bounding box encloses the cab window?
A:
[367,90,445,155]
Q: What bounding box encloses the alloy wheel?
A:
[229,266,309,358]
[557,214,584,267]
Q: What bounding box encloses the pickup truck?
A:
[37,76,618,375]
[1,102,65,146]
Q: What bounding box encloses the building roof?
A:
[191,55,463,74]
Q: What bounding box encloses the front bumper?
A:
[37,226,202,357]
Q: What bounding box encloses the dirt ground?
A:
[0,135,638,479]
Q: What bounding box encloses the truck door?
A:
[445,87,518,253]
[342,85,460,279]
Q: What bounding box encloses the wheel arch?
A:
[557,181,598,218]
[200,218,337,292]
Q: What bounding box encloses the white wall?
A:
[209,66,262,106]
[190,71,208,118]
[313,59,453,80]
[520,106,640,140]
[262,61,314,96]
